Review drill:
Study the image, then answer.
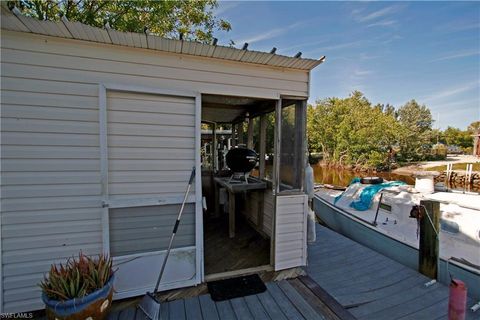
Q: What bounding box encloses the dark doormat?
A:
[207,274,267,301]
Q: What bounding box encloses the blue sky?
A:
[213,1,479,130]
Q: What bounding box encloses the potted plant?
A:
[40,252,115,320]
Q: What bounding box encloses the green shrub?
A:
[39,252,113,301]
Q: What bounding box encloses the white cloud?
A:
[236,21,303,44]
[421,81,479,103]
[354,5,404,23]
[353,69,374,77]
[431,50,480,62]
[213,1,240,16]
[367,19,397,28]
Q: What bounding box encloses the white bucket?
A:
[414,173,436,194]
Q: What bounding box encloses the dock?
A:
[308,225,478,320]
[107,224,479,319]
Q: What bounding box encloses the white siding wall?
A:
[274,194,308,271]
[0,30,309,312]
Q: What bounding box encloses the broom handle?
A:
[153,167,196,293]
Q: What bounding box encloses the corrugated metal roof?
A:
[1,6,325,71]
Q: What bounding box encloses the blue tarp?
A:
[334,178,406,211]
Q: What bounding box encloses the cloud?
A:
[236,21,304,44]
[353,69,374,77]
[421,81,479,103]
[437,20,480,33]
[367,19,397,28]
[354,5,404,23]
[306,40,364,55]
[431,50,480,62]
[213,2,240,16]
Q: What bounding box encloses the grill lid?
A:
[226,147,258,173]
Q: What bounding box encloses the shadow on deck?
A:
[108,278,351,320]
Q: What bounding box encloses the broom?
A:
[138,167,196,319]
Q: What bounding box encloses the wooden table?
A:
[213,176,267,238]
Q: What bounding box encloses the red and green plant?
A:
[39,252,113,301]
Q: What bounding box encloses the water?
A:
[312,165,415,187]
[312,165,479,192]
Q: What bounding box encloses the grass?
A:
[426,162,480,172]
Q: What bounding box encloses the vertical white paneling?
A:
[102,85,202,298]
[274,194,308,271]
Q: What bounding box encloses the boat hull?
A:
[313,195,480,300]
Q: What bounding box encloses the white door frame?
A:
[98,83,204,287]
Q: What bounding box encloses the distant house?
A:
[474,130,480,157]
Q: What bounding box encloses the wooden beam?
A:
[212,123,217,171]
[231,124,237,147]
[419,200,440,279]
[259,115,267,179]
[238,122,244,145]
[247,117,254,149]
[298,276,357,320]
[295,100,307,190]
[274,99,282,193]
[229,191,236,238]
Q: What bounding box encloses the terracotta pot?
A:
[42,275,115,320]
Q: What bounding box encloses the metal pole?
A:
[373,193,383,226]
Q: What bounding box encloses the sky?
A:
[213,1,480,130]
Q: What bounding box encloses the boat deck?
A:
[309,225,479,320]
[104,224,479,319]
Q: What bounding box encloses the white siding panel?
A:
[1,91,98,109]
[1,132,98,147]
[1,56,307,94]
[106,91,196,201]
[0,60,102,313]
[274,194,308,271]
[2,33,309,83]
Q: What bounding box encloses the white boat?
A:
[313,178,480,301]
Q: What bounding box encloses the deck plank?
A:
[135,307,149,320]
[319,257,401,288]
[398,298,449,320]
[256,290,288,320]
[334,273,424,307]
[277,280,324,320]
[350,281,447,318]
[244,295,270,320]
[230,297,254,320]
[215,300,237,320]
[199,294,220,320]
[118,306,136,320]
[169,299,186,320]
[358,283,449,320]
[266,282,305,320]
[185,296,203,320]
[159,302,169,320]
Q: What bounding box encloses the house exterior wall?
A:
[0,30,310,312]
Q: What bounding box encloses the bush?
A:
[39,252,113,301]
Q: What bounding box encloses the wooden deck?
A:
[105,223,480,319]
[107,278,349,320]
[308,225,479,320]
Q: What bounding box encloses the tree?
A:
[467,121,480,134]
[396,100,433,161]
[442,126,473,149]
[7,0,231,42]
[307,91,400,169]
